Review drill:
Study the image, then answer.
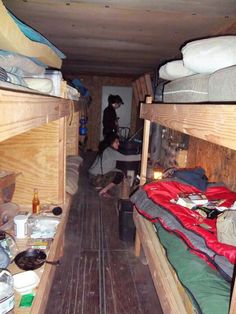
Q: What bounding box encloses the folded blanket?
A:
[0,52,46,75]
[0,66,7,81]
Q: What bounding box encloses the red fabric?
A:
[143,180,236,264]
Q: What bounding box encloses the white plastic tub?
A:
[13,270,40,294]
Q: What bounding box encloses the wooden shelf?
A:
[0,87,78,143]
[9,194,72,314]
[140,103,236,150]
[0,86,80,313]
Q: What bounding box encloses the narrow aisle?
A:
[45,152,163,314]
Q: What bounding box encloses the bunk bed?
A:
[133,97,236,314]
[0,85,80,313]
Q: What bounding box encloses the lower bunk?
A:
[133,210,231,314]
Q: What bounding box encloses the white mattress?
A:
[163,66,236,103]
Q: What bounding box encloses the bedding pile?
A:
[159,36,236,102]
[131,168,236,281]
[131,168,236,312]
[0,1,81,100]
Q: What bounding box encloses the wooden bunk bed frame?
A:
[134,97,236,314]
[0,86,80,313]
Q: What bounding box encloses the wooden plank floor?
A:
[45,152,163,314]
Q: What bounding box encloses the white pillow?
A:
[24,78,53,93]
[182,36,236,74]
[159,60,196,81]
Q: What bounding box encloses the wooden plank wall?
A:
[65,74,153,151]
[155,126,236,192]
[72,75,134,151]
[66,111,79,156]
[0,120,65,205]
[131,73,153,134]
[187,137,236,192]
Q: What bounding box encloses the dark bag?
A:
[175,167,208,191]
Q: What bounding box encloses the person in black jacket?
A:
[102,94,123,140]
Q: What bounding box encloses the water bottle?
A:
[79,116,88,136]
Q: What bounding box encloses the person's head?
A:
[98,134,120,154]
[108,94,124,109]
[110,134,120,150]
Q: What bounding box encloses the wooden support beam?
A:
[135,79,144,102]
[144,73,154,98]
[140,117,151,185]
[132,82,139,106]
[140,103,236,151]
[139,76,148,98]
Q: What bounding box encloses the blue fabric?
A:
[175,167,208,191]
[71,79,90,97]
[8,12,66,59]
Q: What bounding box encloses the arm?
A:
[113,149,141,162]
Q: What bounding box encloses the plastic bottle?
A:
[0,269,14,314]
[32,188,40,214]
[79,116,88,136]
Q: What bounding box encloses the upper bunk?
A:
[140,101,236,151]
[0,86,79,142]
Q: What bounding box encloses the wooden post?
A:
[144,73,154,98]
[134,229,141,257]
[230,279,236,314]
[140,118,151,185]
[134,99,151,256]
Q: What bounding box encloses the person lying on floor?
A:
[88,134,141,198]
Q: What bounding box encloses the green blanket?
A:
[154,222,231,314]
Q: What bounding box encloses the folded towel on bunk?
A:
[6,72,27,87]
[0,52,46,76]
[24,77,53,94]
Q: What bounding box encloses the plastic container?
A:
[13,271,40,294]
[118,199,136,242]
[14,214,28,238]
[0,269,14,314]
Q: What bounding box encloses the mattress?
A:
[0,1,62,68]
[163,66,236,103]
[163,74,209,102]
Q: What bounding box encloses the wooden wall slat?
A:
[0,120,64,205]
[187,136,236,191]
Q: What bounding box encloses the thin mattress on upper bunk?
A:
[163,65,236,103]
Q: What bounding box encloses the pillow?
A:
[182,36,236,74]
[24,78,53,94]
[159,60,196,81]
[66,156,83,195]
